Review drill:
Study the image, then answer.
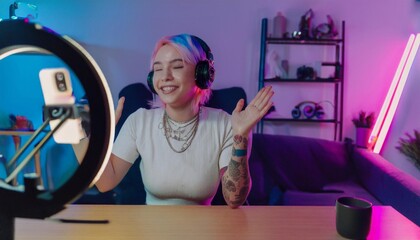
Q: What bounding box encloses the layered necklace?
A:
[160,108,200,153]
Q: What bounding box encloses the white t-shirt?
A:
[112,107,233,205]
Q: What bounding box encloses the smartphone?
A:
[39,68,86,144]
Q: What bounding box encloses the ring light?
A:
[0,19,114,220]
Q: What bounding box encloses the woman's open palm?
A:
[231,86,274,135]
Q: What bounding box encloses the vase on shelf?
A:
[273,12,287,38]
[355,127,372,149]
[352,111,375,149]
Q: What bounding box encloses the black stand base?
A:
[0,214,14,240]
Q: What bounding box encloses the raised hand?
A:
[115,97,125,125]
[231,86,274,135]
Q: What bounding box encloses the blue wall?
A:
[0,53,84,186]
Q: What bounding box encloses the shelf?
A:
[264,77,341,83]
[266,38,343,45]
[322,62,341,66]
[262,118,338,123]
[257,18,345,141]
[0,130,35,136]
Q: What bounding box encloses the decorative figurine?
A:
[296,9,314,39]
[9,114,33,130]
[313,15,338,39]
[265,50,288,79]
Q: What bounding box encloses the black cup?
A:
[24,173,40,197]
[336,196,372,239]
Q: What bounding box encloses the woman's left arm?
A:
[221,86,274,208]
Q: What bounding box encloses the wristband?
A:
[232,147,247,157]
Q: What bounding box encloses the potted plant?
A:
[396,130,420,170]
[352,111,375,148]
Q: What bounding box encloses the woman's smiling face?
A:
[152,44,198,110]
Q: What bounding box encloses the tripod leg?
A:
[11,136,20,186]
[0,214,15,240]
[34,150,44,188]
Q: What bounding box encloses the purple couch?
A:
[247,134,420,226]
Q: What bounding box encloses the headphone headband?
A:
[291,101,325,119]
[191,35,214,62]
[294,100,318,108]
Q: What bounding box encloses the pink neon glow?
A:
[369,35,415,149]
[373,34,420,153]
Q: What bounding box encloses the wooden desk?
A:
[15,205,420,240]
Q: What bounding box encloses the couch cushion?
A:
[322,180,382,205]
[248,152,276,205]
[283,190,346,206]
[283,181,381,206]
[251,134,353,192]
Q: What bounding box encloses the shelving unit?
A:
[257,18,345,141]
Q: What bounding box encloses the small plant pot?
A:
[356,127,372,148]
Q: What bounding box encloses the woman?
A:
[97,34,273,208]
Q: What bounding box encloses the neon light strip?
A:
[369,35,415,148]
[373,34,420,153]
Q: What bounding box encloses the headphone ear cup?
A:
[195,60,214,89]
[291,107,301,119]
[302,103,316,119]
[147,71,157,94]
[314,105,325,119]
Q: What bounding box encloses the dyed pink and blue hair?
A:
[150,34,213,106]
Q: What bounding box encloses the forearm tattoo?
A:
[222,134,251,206]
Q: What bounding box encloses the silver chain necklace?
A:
[160,108,200,153]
